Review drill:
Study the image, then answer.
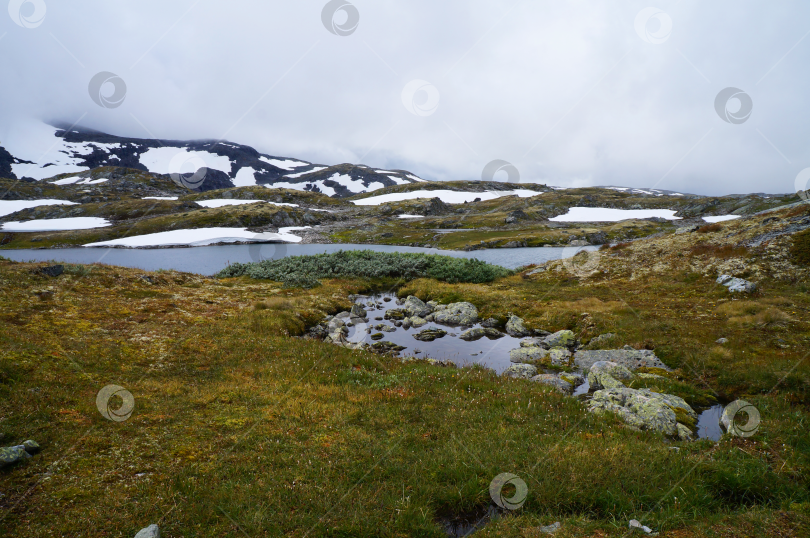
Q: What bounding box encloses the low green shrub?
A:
[791,228,810,266]
[217,250,513,285]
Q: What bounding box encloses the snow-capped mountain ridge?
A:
[0,121,426,197]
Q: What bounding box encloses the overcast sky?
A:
[1,0,809,195]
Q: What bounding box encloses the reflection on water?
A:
[696,404,725,441]
[2,243,597,275]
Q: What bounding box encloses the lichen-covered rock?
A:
[520,337,546,348]
[530,374,573,393]
[584,333,617,349]
[502,364,538,379]
[587,361,634,390]
[548,348,572,366]
[574,349,669,371]
[559,372,585,388]
[717,274,757,293]
[509,345,548,364]
[677,423,694,441]
[544,330,576,349]
[480,317,500,328]
[370,333,384,341]
[22,440,40,454]
[588,387,679,436]
[459,327,504,341]
[405,316,428,329]
[370,341,406,354]
[641,390,697,423]
[384,308,407,321]
[0,445,31,466]
[373,323,397,333]
[433,302,478,326]
[413,328,447,341]
[350,304,367,318]
[402,296,432,317]
[506,315,532,337]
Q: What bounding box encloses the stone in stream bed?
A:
[384,308,407,321]
[373,323,397,333]
[370,333,385,341]
[432,302,478,326]
[350,304,367,318]
[413,328,448,341]
[588,387,697,438]
[370,341,406,354]
[505,315,532,337]
[459,327,504,341]
[404,316,428,329]
[402,295,432,317]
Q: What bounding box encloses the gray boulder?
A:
[574,349,669,371]
[502,364,538,379]
[530,374,573,394]
[413,328,447,341]
[585,333,617,349]
[588,387,679,436]
[717,274,756,293]
[402,296,432,317]
[433,302,478,326]
[0,446,31,467]
[406,316,428,329]
[134,525,160,538]
[509,345,548,364]
[506,315,532,337]
[459,327,504,341]
[350,304,367,318]
[544,330,577,349]
[480,317,500,328]
[587,361,634,390]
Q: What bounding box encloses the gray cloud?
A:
[1,0,809,195]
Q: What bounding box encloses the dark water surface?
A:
[2,243,597,275]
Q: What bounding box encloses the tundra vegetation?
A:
[0,190,809,536]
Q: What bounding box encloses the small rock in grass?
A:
[715,337,728,344]
[530,374,572,394]
[502,364,538,379]
[134,524,160,538]
[628,519,656,535]
[38,265,64,278]
[538,521,561,534]
[0,446,31,467]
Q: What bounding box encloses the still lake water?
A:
[2,243,597,275]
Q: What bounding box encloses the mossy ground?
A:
[0,240,808,536]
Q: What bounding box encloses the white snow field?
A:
[397,215,425,219]
[142,197,179,200]
[0,199,78,218]
[260,157,309,170]
[702,215,741,223]
[352,189,542,206]
[194,199,299,208]
[1,217,111,231]
[284,167,327,179]
[139,147,233,175]
[0,121,117,180]
[51,177,109,186]
[83,227,311,248]
[233,166,258,187]
[549,207,682,222]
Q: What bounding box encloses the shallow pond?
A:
[1,243,597,275]
[347,293,522,374]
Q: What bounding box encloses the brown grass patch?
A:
[697,223,723,233]
[690,242,748,259]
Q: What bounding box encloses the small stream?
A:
[350,294,725,442]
